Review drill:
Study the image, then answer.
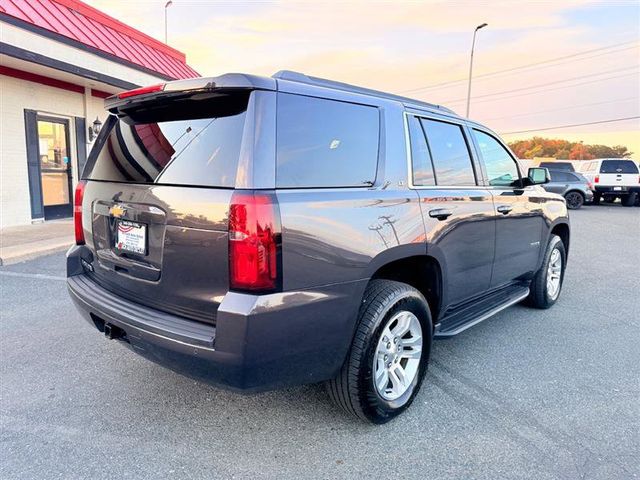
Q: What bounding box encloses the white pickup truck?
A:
[577,159,640,206]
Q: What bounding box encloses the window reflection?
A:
[472,130,520,187]
[421,119,476,186]
[408,116,435,186]
[88,111,246,188]
[276,93,379,188]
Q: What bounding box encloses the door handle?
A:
[429,208,453,221]
[497,205,513,215]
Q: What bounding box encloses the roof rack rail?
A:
[272,70,457,115]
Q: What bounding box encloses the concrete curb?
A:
[0,241,71,266]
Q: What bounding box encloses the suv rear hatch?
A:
[598,159,639,188]
[79,86,254,324]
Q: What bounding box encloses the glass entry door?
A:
[37,117,73,219]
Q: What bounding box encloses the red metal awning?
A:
[0,0,199,80]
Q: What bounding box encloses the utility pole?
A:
[164,1,173,44]
[466,23,488,118]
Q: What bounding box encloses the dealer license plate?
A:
[116,220,147,255]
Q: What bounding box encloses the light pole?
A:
[164,1,173,44]
[465,22,488,118]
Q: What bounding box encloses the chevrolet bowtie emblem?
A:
[109,204,126,218]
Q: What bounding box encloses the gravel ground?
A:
[1,204,639,479]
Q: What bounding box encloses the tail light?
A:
[594,175,599,184]
[587,182,593,190]
[74,180,87,245]
[117,84,164,99]
[228,191,282,292]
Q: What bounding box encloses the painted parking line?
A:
[0,271,66,281]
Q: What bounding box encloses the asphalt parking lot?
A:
[1,204,638,480]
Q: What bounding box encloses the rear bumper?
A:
[594,186,640,195]
[66,246,366,391]
[583,189,594,201]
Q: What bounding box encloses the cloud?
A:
[84,0,639,150]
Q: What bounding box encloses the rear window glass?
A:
[573,173,588,182]
[84,92,249,187]
[276,93,379,188]
[599,160,639,174]
[540,162,574,171]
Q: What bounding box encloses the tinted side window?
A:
[472,129,520,187]
[421,119,476,186]
[550,171,571,182]
[276,94,379,188]
[600,160,639,174]
[407,116,435,186]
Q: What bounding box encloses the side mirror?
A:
[527,167,550,185]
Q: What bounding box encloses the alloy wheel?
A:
[373,311,423,401]
[565,192,583,209]
[546,248,562,300]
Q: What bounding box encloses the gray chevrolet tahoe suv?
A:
[67,71,570,423]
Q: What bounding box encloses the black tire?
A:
[564,191,584,210]
[526,234,566,309]
[592,193,601,205]
[621,192,637,207]
[326,280,432,424]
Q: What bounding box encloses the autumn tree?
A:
[586,144,632,158]
[507,137,632,159]
[568,143,594,160]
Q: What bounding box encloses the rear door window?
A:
[84,92,249,187]
[599,160,639,174]
[276,93,379,188]
[420,119,476,186]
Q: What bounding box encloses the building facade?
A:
[0,0,198,227]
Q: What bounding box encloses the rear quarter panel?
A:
[278,188,425,290]
[536,187,570,264]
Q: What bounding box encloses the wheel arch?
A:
[367,252,443,325]
[550,221,570,256]
[564,189,586,200]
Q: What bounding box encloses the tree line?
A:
[507,137,632,160]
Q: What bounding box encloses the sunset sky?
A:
[87,0,640,155]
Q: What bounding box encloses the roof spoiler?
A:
[105,74,276,113]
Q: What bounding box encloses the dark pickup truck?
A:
[67,71,570,423]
